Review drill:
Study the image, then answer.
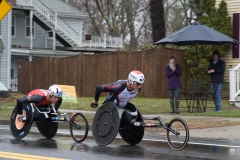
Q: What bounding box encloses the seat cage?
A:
[30,103,58,119]
[31,104,57,114]
[114,102,138,119]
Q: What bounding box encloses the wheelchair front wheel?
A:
[166,117,189,150]
[70,113,89,143]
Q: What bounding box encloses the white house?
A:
[0,0,123,91]
[214,0,240,102]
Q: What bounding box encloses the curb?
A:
[0,120,10,125]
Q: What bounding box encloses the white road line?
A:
[142,139,240,148]
[187,142,240,148]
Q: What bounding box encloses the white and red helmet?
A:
[128,70,145,84]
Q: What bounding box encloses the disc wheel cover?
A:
[92,103,120,146]
[10,103,33,140]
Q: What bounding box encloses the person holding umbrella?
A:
[207,50,225,112]
[165,56,182,113]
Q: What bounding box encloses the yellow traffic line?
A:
[0,151,68,160]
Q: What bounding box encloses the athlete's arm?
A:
[16,94,45,114]
[94,81,124,101]
[94,84,112,102]
[54,97,62,111]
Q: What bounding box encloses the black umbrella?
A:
[154,21,239,81]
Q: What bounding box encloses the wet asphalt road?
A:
[1,125,240,160]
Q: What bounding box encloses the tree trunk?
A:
[150,0,165,43]
[124,0,137,50]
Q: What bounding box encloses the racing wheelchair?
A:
[10,103,88,143]
[92,102,189,150]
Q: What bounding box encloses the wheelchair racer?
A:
[16,85,63,122]
[91,70,144,109]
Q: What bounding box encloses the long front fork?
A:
[134,116,180,135]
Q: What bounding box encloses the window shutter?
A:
[232,13,240,58]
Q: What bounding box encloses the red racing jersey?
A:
[16,89,62,113]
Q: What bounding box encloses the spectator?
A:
[165,56,182,113]
[207,50,225,112]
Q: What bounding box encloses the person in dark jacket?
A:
[207,50,225,112]
[165,56,182,113]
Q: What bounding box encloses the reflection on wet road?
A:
[0,126,240,160]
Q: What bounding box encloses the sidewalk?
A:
[2,109,240,140]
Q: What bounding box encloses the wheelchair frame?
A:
[92,102,189,150]
[10,103,89,143]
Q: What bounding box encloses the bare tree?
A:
[164,0,192,35]
[67,0,105,35]
[67,0,151,50]
[167,0,190,33]
[66,0,194,50]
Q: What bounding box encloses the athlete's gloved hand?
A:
[90,102,98,108]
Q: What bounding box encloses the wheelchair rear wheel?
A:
[119,126,144,145]
[10,104,34,140]
[92,103,120,146]
[36,121,58,139]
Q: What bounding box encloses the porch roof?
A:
[11,47,119,56]
[11,48,82,57]
[39,0,87,17]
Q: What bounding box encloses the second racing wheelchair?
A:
[92,102,189,150]
[10,103,89,143]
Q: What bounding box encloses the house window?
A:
[12,16,16,37]
[11,58,15,78]
[25,58,34,61]
[48,32,53,39]
[25,17,34,37]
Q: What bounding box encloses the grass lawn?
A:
[67,97,240,117]
[1,93,240,117]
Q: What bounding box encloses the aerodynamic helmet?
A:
[128,70,145,84]
[49,85,63,98]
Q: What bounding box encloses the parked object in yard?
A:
[0,81,10,98]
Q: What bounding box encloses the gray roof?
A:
[39,0,86,17]
[0,37,5,51]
